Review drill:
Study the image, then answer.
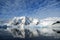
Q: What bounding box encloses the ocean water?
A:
[0,26,60,40]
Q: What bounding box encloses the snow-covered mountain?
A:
[5,16,40,38]
[6,16,39,26]
[3,16,60,38]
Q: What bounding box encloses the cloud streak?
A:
[0,0,60,20]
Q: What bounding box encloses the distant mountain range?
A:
[0,16,60,38]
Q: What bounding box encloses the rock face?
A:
[4,16,60,38]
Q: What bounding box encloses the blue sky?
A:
[0,0,60,21]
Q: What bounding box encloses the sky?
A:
[0,0,60,21]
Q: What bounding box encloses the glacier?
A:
[1,16,60,38]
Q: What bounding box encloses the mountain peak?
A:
[6,16,39,26]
